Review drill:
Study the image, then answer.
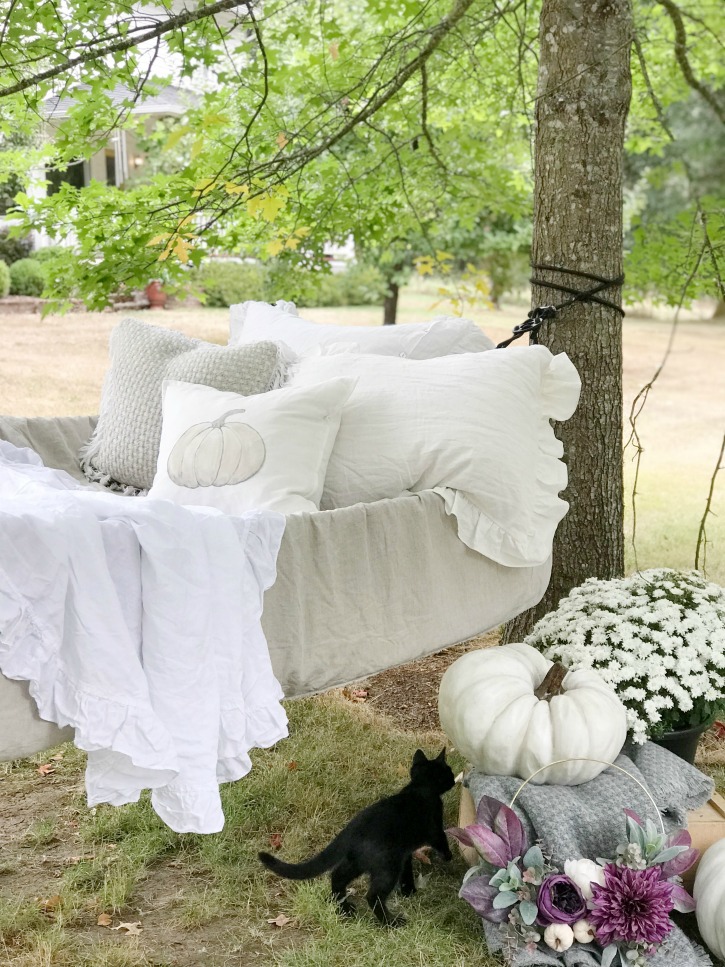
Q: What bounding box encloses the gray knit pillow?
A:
[81,318,288,491]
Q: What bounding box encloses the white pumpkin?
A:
[167,408,266,489]
[437,642,627,785]
[694,838,725,961]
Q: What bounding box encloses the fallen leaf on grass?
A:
[286,760,298,771]
[37,764,55,777]
[267,913,292,928]
[37,894,62,914]
[412,847,432,865]
[269,833,283,850]
[97,913,113,927]
[112,921,142,935]
[50,753,64,761]
[415,871,432,890]
[342,687,368,703]
[712,720,725,740]
[64,854,94,866]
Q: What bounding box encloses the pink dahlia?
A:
[589,864,674,947]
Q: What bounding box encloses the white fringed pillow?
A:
[229,300,494,358]
[287,346,581,567]
[148,377,356,515]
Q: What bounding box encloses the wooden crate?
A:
[456,784,725,888]
[683,790,725,889]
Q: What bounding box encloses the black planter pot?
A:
[651,723,708,765]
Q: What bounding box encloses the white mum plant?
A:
[524,569,725,743]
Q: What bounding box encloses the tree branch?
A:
[695,432,725,573]
[0,0,255,99]
[656,0,725,125]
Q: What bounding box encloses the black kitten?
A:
[258,747,455,926]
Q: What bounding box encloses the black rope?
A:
[496,263,625,349]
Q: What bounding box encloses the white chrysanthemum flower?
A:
[524,569,725,742]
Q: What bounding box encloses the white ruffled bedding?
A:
[0,441,288,833]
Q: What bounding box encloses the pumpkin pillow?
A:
[148,377,356,515]
[80,318,290,492]
[229,300,494,358]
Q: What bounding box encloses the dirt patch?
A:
[356,630,500,734]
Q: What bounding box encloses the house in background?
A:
[42,84,190,194]
[19,85,192,251]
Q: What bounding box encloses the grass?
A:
[1,696,722,965]
[0,697,500,966]
[0,286,724,963]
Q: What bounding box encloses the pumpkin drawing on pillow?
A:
[167,408,266,488]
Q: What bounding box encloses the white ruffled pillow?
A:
[286,346,581,567]
[148,377,356,515]
[229,300,494,358]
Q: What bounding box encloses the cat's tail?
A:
[258,841,341,881]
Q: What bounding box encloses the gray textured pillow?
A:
[81,318,287,491]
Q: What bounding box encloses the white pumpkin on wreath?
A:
[167,408,266,489]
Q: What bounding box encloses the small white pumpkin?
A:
[544,924,574,952]
[167,408,266,489]
[437,642,627,785]
[694,838,725,961]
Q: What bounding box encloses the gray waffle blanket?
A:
[466,742,714,967]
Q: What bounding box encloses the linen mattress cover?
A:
[0,414,551,760]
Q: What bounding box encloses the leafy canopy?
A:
[0,0,722,308]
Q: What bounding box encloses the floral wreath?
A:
[448,796,698,967]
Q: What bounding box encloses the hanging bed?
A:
[0,302,582,833]
[0,412,551,762]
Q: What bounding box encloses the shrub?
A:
[0,229,32,266]
[0,259,9,297]
[263,259,323,307]
[194,257,389,309]
[30,245,68,263]
[339,261,388,305]
[266,260,388,308]
[9,258,46,297]
[315,274,347,306]
[195,260,266,307]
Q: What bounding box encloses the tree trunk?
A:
[502,0,633,643]
[383,281,399,325]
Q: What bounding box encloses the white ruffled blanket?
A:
[0,441,288,833]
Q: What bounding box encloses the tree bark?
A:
[383,281,399,325]
[502,0,633,643]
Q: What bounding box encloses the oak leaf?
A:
[112,921,142,935]
[38,894,62,913]
[267,913,292,927]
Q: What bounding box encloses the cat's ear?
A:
[412,749,427,767]
[436,747,447,762]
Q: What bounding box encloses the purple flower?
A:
[589,864,674,946]
[537,874,587,925]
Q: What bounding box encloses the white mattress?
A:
[0,415,551,760]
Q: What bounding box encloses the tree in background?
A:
[1,0,723,630]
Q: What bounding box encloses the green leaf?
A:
[492,891,519,910]
[519,900,538,925]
